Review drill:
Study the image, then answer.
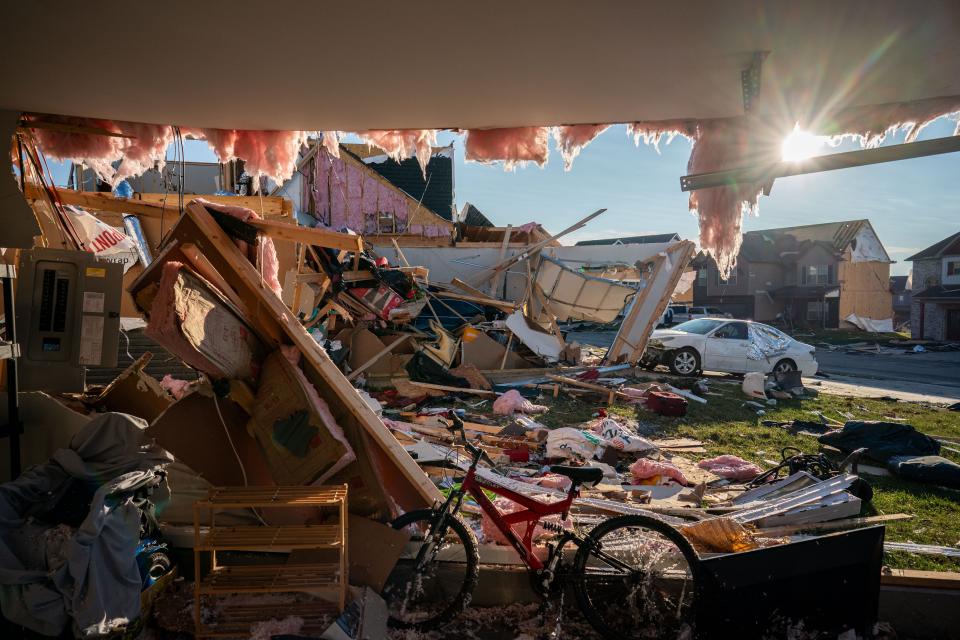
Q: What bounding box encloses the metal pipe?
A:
[680,135,960,192]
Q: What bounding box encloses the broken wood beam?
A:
[347,334,413,381]
[406,381,497,396]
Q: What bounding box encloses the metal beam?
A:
[680,135,960,193]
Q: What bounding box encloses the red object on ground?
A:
[645,391,688,417]
[576,369,600,381]
[504,448,530,463]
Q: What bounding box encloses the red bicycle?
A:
[383,415,700,639]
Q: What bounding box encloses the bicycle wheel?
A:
[383,508,480,631]
[572,514,699,639]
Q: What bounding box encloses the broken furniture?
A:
[193,485,348,638]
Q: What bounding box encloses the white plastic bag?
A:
[64,205,139,272]
[595,418,657,453]
[546,428,603,460]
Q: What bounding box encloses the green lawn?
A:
[790,328,911,346]
[532,379,960,571]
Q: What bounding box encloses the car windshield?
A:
[672,318,724,334]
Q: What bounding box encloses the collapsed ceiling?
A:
[1,1,958,130]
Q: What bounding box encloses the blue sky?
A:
[44,117,959,276]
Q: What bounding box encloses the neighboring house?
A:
[907,231,960,341]
[575,233,681,247]
[692,219,893,329]
[890,275,911,330]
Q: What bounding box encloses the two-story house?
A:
[890,275,912,330]
[693,219,893,329]
[908,231,960,341]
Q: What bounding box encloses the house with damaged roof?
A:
[908,231,960,341]
[692,219,894,330]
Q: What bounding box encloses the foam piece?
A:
[697,454,762,481]
[629,457,688,485]
[278,345,356,484]
[554,124,609,169]
[465,126,550,169]
[355,129,438,176]
[493,389,548,415]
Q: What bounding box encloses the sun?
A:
[781,124,824,162]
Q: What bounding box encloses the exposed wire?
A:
[211,388,269,526]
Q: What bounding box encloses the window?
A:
[713,322,748,340]
[802,264,833,285]
[807,301,824,321]
[948,261,960,276]
[716,269,738,286]
[697,269,707,286]
[376,211,397,234]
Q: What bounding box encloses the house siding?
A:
[911,258,949,340]
[838,259,892,327]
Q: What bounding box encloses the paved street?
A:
[569,330,960,404]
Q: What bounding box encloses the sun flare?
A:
[781,124,824,162]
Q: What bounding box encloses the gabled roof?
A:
[460,202,494,228]
[575,233,680,246]
[906,231,960,261]
[342,143,454,221]
[738,219,888,262]
[890,275,909,294]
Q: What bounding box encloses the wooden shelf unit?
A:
[193,485,348,638]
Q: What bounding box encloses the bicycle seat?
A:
[549,465,603,486]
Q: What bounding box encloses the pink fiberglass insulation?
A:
[145,261,229,377]
[493,389,548,416]
[321,131,341,158]
[554,124,610,170]
[697,455,761,481]
[821,95,960,148]
[629,457,689,486]
[355,129,438,177]
[185,128,307,184]
[193,198,282,297]
[160,374,193,400]
[465,127,550,170]
[515,473,572,492]
[28,115,173,186]
[279,345,356,484]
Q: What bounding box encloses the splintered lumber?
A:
[22,186,361,251]
[406,381,497,396]
[450,278,498,300]
[128,201,439,515]
[881,569,960,590]
[468,208,606,287]
[431,288,515,312]
[547,374,615,404]
[606,240,696,363]
[135,192,292,218]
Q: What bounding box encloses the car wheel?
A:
[669,348,700,376]
[772,358,797,374]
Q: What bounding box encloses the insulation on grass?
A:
[493,389,548,415]
[355,129,438,177]
[697,454,762,481]
[27,115,173,186]
[185,128,308,184]
[193,198,282,297]
[629,457,688,485]
[554,124,609,170]
[465,126,550,169]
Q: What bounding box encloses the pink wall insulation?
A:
[27,115,173,186]
[193,198,283,297]
[554,124,610,170]
[321,131,341,158]
[465,126,550,170]
[819,95,960,147]
[304,146,451,237]
[355,129,438,177]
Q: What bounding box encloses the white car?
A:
[642,318,818,377]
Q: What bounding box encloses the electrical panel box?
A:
[15,248,122,392]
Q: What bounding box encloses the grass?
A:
[530,378,960,571]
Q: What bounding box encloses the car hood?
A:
[651,329,690,339]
